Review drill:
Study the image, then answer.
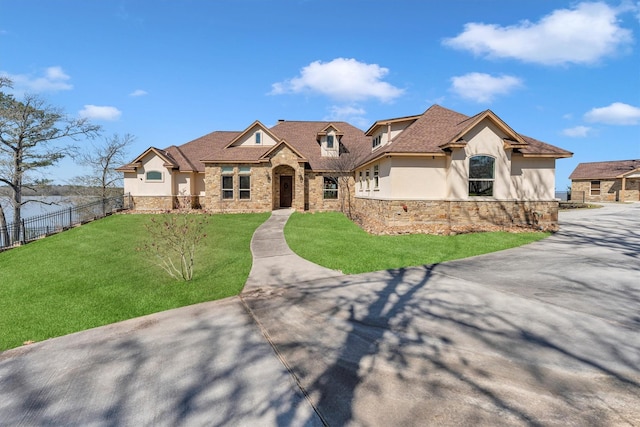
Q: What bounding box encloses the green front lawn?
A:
[0,213,269,351]
[285,212,549,274]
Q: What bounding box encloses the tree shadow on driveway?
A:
[0,298,322,426]
[243,261,640,426]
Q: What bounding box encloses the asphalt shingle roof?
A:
[569,159,640,180]
[120,105,570,173]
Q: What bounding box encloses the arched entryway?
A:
[273,165,296,209]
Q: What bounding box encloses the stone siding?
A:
[354,198,559,234]
[306,172,354,212]
[572,179,640,202]
[203,164,272,212]
[130,196,175,211]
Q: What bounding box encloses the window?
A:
[239,167,251,200]
[327,135,334,149]
[373,165,379,189]
[365,170,370,190]
[468,155,495,196]
[145,171,163,181]
[590,180,601,196]
[372,135,382,149]
[323,177,338,199]
[358,171,363,191]
[255,132,261,144]
[222,167,234,199]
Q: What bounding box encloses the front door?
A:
[280,176,293,208]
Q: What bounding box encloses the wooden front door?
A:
[280,176,293,208]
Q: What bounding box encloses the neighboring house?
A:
[569,160,640,203]
[118,105,572,233]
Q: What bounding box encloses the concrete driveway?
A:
[1,204,638,426]
[243,203,640,426]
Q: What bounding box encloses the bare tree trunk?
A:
[0,203,9,247]
[11,150,22,242]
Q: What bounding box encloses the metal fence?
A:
[0,194,131,250]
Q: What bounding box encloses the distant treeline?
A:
[0,185,124,197]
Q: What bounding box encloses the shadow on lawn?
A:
[1,206,638,426]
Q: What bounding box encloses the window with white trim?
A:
[468,155,495,196]
[239,167,251,200]
[365,170,370,190]
[221,166,234,199]
[373,165,379,190]
[145,170,163,181]
[323,177,338,199]
[358,171,363,191]
[255,132,261,145]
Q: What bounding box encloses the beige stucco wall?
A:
[511,156,556,200]
[390,157,447,199]
[320,128,340,158]
[175,172,190,196]
[451,119,512,200]
[371,120,415,151]
[231,124,278,147]
[123,153,172,196]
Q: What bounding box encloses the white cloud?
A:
[1,66,73,93]
[324,105,369,129]
[584,102,640,125]
[562,126,592,137]
[443,2,633,65]
[450,73,522,103]
[270,58,404,102]
[129,89,148,97]
[78,105,122,121]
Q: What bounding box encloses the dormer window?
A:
[372,135,382,149]
[255,132,261,144]
[327,135,334,149]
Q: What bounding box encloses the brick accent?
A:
[354,198,559,234]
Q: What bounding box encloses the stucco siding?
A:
[464,120,512,200]
[123,153,172,196]
[511,157,556,200]
[232,124,277,147]
[389,157,447,199]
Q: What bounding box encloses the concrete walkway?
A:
[1,205,639,426]
[244,208,343,292]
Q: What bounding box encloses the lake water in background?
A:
[0,196,81,221]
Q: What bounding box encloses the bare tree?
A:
[325,142,370,219]
[0,79,101,241]
[139,208,210,282]
[72,133,135,200]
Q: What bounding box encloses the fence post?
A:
[69,207,73,228]
[21,219,26,244]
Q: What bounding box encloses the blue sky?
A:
[1,0,639,189]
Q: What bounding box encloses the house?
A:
[569,160,640,203]
[118,105,572,233]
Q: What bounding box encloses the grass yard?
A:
[0,212,269,351]
[285,212,549,274]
